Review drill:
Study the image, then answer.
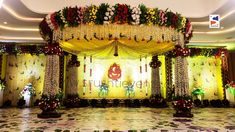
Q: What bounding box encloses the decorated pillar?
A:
[165,56,173,100]
[38,43,62,118]
[150,55,161,96]
[66,55,80,96]
[221,50,229,99]
[174,34,190,96]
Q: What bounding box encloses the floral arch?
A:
[38,3,193,118]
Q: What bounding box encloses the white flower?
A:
[104,16,108,20]
[104,21,109,24]
[111,7,115,11]
[107,7,111,12]
[105,12,109,16]
[110,11,114,16]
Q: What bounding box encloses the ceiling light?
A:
[0,24,39,31]
[0,0,3,8]
[0,36,43,40]
[2,4,42,22]
[3,21,7,24]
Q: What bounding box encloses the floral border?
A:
[39,3,193,42]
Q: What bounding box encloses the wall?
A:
[4,54,45,106]
[187,56,223,99]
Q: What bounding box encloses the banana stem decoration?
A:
[98,83,109,97]
[125,84,135,98]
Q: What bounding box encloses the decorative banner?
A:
[108,63,121,80]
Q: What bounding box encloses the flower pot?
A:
[173,99,193,118]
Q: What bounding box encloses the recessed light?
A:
[3,21,7,24]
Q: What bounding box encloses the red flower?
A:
[171,14,178,28]
[115,4,129,24]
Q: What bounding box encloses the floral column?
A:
[64,55,80,108]
[173,33,193,118]
[38,43,63,118]
[150,55,161,96]
[174,34,189,96]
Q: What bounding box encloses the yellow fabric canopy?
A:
[60,39,174,59]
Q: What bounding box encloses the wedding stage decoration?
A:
[38,3,195,117]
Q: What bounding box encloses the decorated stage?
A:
[0,3,234,119]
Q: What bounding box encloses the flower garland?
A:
[131,6,141,25]
[39,3,193,41]
[84,5,98,25]
[146,8,158,25]
[166,46,228,58]
[149,55,161,68]
[103,5,115,24]
[113,4,130,24]
[43,43,63,56]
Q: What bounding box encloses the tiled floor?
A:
[0,107,235,132]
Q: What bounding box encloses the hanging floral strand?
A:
[83,55,86,95]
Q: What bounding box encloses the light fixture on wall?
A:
[0,0,4,8]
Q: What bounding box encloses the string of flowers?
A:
[166,46,228,58]
[103,4,114,24]
[84,5,98,25]
[39,3,193,41]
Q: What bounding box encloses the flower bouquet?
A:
[38,94,61,118]
[173,96,193,117]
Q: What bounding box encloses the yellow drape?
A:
[60,39,174,58]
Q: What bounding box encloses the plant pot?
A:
[37,110,61,118]
[173,108,193,118]
[38,97,61,118]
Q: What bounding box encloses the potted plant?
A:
[0,79,6,107]
[173,96,193,117]
[38,94,61,118]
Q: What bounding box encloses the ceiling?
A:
[0,0,235,50]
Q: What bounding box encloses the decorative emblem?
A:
[108,63,121,80]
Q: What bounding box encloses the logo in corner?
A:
[209,15,220,28]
